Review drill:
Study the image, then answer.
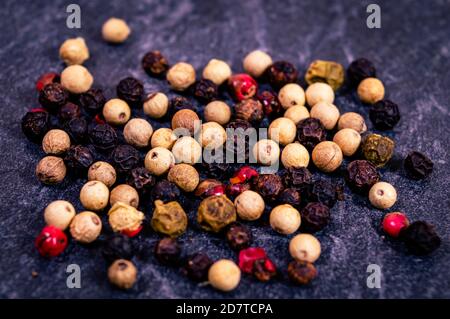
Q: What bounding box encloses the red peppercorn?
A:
[35,226,68,257]
[36,72,60,91]
[253,258,277,282]
[228,74,258,101]
[121,225,143,238]
[230,166,259,184]
[258,90,282,118]
[226,183,251,198]
[238,247,267,274]
[382,212,409,238]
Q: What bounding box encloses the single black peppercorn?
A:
[278,188,301,207]
[369,100,401,130]
[117,77,144,106]
[301,202,330,233]
[151,180,181,203]
[183,252,213,282]
[142,50,169,77]
[21,111,50,143]
[400,221,441,255]
[296,118,327,151]
[89,123,118,152]
[111,144,140,174]
[64,117,87,144]
[58,102,81,122]
[347,58,376,86]
[404,151,434,180]
[226,222,252,251]
[266,61,299,89]
[287,260,317,285]
[305,180,339,208]
[154,237,182,266]
[258,90,282,118]
[346,160,380,193]
[79,88,106,114]
[191,78,218,103]
[283,167,313,191]
[39,83,69,112]
[64,145,94,171]
[225,119,253,161]
[252,174,284,202]
[126,167,155,195]
[169,96,195,116]
[102,234,135,264]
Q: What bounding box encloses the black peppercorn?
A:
[126,167,155,195]
[183,252,213,282]
[225,222,252,251]
[201,161,230,179]
[89,123,118,152]
[283,167,313,191]
[225,119,253,161]
[64,117,87,144]
[21,110,50,143]
[64,145,94,171]
[58,102,81,122]
[191,79,218,103]
[102,234,135,264]
[296,118,327,151]
[305,180,339,208]
[39,83,69,112]
[142,50,169,77]
[154,237,182,266]
[79,88,106,114]
[369,100,400,130]
[346,160,380,193]
[400,221,441,255]
[258,90,282,118]
[287,260,317,285]
[278,188,301,207]
[117,77,144,106]
[252,174,284,202]
[347,58,376,87]
[404,151,433,180]
[266,61,298,89]
[235,99,264,124]
[169,96,195,116]
[111,144,140,174]
[301,202,330,233]
[151,180,181,203]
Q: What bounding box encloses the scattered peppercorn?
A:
[270,204,301,235]
[167,62,196,91]
[151,200,188,237]
[42,129,71,155]
[204,101,232,125]
[191,78,218,103]
[39,83,69,112]
[404,151,433,179]
[151,180,181,203]
[88,123,118,151]
[382,212,409,238]
[111,144,140,174]
[208,259,241,292]
[154,237,182,266]
[226,222,252,251]
[226,183,251,198]
[22,110,50,143]
[144,92,169,119]
[117,77,144,106]
[36,156,66,184]
[170,96,195,115]
[369,182,397,209]
[108,202,145,234]
[253,258,277,282]
[283,167,313,190]
[57,102,80,123]
[284,105,310,125]
[289,233,321,263]
[64,117,87,144]
[123,118,153,148]
[369,100,401,130]
[243,50,273,78]
[258,90,282,118]
[312,141,343,173]
[235,98,264,124]
[44,200,76,230]
[183,252,213,282]
[102,18,131,43]
[346,160,380,193]
[35,225,68,257]
[305,82,335,107]
[197,195,236,232]
[230,166,259,185]
[167,163,200,192]
[337,112,367,133]
[228,73,258,101]
[60,65,93,94]
[142,50,169,77]
[304,180,339,208]
[145,147,175,176]
[305,60,345,91]
[78,88,106,114]
[253,139,281,166]
[266,61,298,89]
[202,58,232,85]
[278,188,301,207]
[234,190,265,221]
[171,109,200,135]
[225,119,253,161]
[238,247,267,274]
[296,118,327,151]
[79,180,110,211]
[362,133,395,167]
[201,158,230,180]
[252,174,284,202]
[107,259,137,290]
[287,260,317,285]
[301,202,330,233]
[269,117,297,146]
[400,221,441,256]
[59,37,89,65]
[110,184,139,208]
[126,167,155,195]
[333,128,361,156]
[357,77,385,104]
[200,122,227,149]
[151,128,177,150]
[347,58,376,87]
[102,234,135,264]
[36,72,60,91]
[70,211,102,243]
[310,101,340,130]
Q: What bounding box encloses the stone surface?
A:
[0,0,449,298]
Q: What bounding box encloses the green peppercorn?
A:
[151,200,188,237]
[305,60,345,91]
[197,195,236,232]
[362,134,395,167]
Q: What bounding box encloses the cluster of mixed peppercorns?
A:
[24,18,441,292]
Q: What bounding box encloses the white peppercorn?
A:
[269,204,301,235]
[143,92,169,119]
[204,101,231,125]
[123,118,153,148]
[278,83,305,109]
[167,62,196,91]
[144,147,175,176]
[70,211,102,243]
[108,202,144,233]
[88,161,117,188]
[110,184,139,208]
[337,112,367,133]
[253,139,280,166]
[310,101,340,130]
[357,77,385,104]
[284,105,310,124]
[289,234,321,263]
[102,18,130,43]
[234,190,265,221]
[369,182,397,209]
[150,128,177,150]
[281,143,310,169]
[42,129,71,155]
[171,136,202,164]
[311,141,343,172]
[103,99,131,126]
[202,59,232,85]
[59,37,89,65]
[268,117,297,145]
[200,122,227,149]
[35,156,66,184]
[243,50,273,78]
[167,164,200,192]
[208,259,241,292]
[44,200,76,230]
[60,65,93,94]
[333,128,361,156]
[305,82,334,107]
[79,180,109,211]
[108,259,137,289]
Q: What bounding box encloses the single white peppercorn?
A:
[281,143,310,169]
[103,99,131,126]
[243,50,273,78]
[59,37,89,65]
[110,184,139,208]
[171,136,202,164]
[278,83,306,109]
[167,164,200,192]
[150,128,177,150]
[108,202,144,233]
[167,62,196,91]
[310,101,340,130]
[253,139,280,166]
[234,190,265,221]
[70,211,102,243]
[123,118,153,148]
[108,259,137,289]
[42,129,71,155]
[204,101,231,125]
[208,259,241,292]
[311,141,343,172]
[60,65,93,94]
[268,117,297,145]
[35,156,66,184]
[144,147,175,176]
[202,59,232,85]
[289,234,321,263]
[284,105,310,124]
[200,122,227,149]
[143,92,169,119]
[369,182,397,209]
[357,77,385,104]
[337,112,367,133]
[333,128,361,156]
[102,18,131,43]
[269,204,301,235]
[88,161,117,188]
[305,82,334,107]
[79,180,109,211]
[44,200,76,230]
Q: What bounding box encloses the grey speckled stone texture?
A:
[0,0,449,299]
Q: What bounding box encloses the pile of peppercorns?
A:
[24,18,441,292]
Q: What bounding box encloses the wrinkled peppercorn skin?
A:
[346,160,380,193]
[58,102,81,122]
[102,234,135,264]
[191,79,218,103]
[305,60,345,91]
[252,174,284,202]
[258,90,282,118]
[79,88,106,114]
[89,123,118,152]
[154,237,182,265]
[362,134,395,167]
[111,145,140,174]
[288,261,317,285]
[117,77,144,106]
[183,252,213,282]
[296,118,327,151]
[369,100,400,130]
[226,222,252,251]
[22,111,50,143]
[404,151,433,179]
[142,50,169,77]
[197,195,237,232]
[301,202,330,233]
[64,145,94,172]
[36,72,60,92]
[347,58,376,86]
[151,200,188,237]
[235,99,264,124]
[39,83,69,113]
[278,188,301,207]
[169,96,195,116]
[151,180,181,203]
[226,120,254,161]
[283,167,313,191]
[126,167,155,195]
[304,180,339,208]
[253,258,277,282]
[266,61,298,89]
[400,221,441,255]
[64,117,87,144]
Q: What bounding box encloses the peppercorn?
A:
[154,237,182,266]
[312,141,343,173]
[108,259,137,290]
[382,212,409,238]
[266,61,298,89]
[237,247,266,274]
[168,164,200,192]
[305,82,334,107]
[252,174,284,202]
[143,92,169,119]
[284,106,310,127]
[243,50,273,78]
[195,179,225,198]
[123,118,153,148]
[64,117,87,144]
[79,180,109,211]
[39,83,69,112]
[108,202,145,233]
[337,112,367,133]
[278,188,301,207]
[357,77,385,104]
[253,258,277,282]
[59,37,89,65]
[300,202,330,233]
[253,139,280,166]
[400,221,441,256]
[283,167,313,190]
[347,58,376,87]
[170,96,195,115]
[87,161,116,188]
[208,259,241,292]
[197,195,236,232]
[230,166,259,185]
[281,143,310,169]
[171,109,200,135]
[57,102,80,123]
[289,233,321,263]
[111,144,140,174]
[369,100,400,130]
[151,180,180,203]
[87,123,117,152]
[22,110,50,143]
[142,50,169,77]
[150,128,177,150]
[346,160,380,193]
[333,128,361,156]
[35,225,68,257]
[201,158,231,180]
[204,101,231,125]
[102,234,135,264]
[304,180,339,208]
[144,147,175,176]
[310,101,340,130]
[287,260,317,285]
[369,182,397,209]
[151,200,188,237]
[103,98,131,125]
[226,183,251,198]
[70,211,102,243]
[199,122,227,150]
[44,200,76,230]
[79,88,106,114]
[102,17,130,43]
[225,120,253,161]
[296,118,326,151]
[202,59,232,85]
[269,117,297,145]
[235,99,264,124]
[270,204,301,235]
[191,79,218,103]
[42,129,71,155]
[225,222,252,250]
[258,90,282,118]
[36,72,60,91]
[110,184,139,208]
[278,83,306,109]
[171,137,202,165]
[404,151,434,179]
[60,65,93,94]
[126,167,155,195]
[362,133,395,167]
[64,145,94,172]
[117,77,143,106]
[167,62,196,91]
[234,190,265,221]
[305,60,345,91]
[36,156,66,184]
[183,253,213,282]
[228,73,258,101]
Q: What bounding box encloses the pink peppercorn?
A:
[35,225,68,257]
[382,212,410,238]
[228,74,258,101]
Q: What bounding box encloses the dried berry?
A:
[226,222,252,251]
[235,99,264,124]
[151,180,181,203]
[64,145,94,171]
[200,158,230,179]
[253,258,277,282]
[58,102,80,122]
[230,166,259,184]
[35,225,68,258]
[116,77,144,106]
[39,83,69,112]
[258,90,282,118]
[382,212,409,238]
[154,237,182,266]
[89,123,118,151]
[21,110,50,143]
[238,247,266,273]
[195,179,225,198]
[305,180,339,208]
[197,195,236,232]
[111,144,140,174]
[79,88,106,114]
[252,174,284,202]
[36,72,60,91]
[64,117,87,144]
[151,200,188,237]
[347,58,376,87]
[142,50,169,77]
[183,252,213,282]
[126,167,155,195]
[296,118,327,151]
[283,167,313,191]
[346,160,380,193]
[191,78,218,103]
[301,202,330,233]
[278,188,301,207]
[400,221,441,256]
[287,260,317,285]
[226,183,251,198]
[170,96,195,115]
[225,119,253,161]
[369,100,400,130]
[404,151,433,180]
[266,61,298,89]
[362,134,395,167]
[228,73,258,101]
[102,234,135,264]
[305,60,345,91]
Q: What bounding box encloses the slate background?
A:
[0,0,449,299]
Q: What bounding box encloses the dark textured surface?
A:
[0,0,449,299]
